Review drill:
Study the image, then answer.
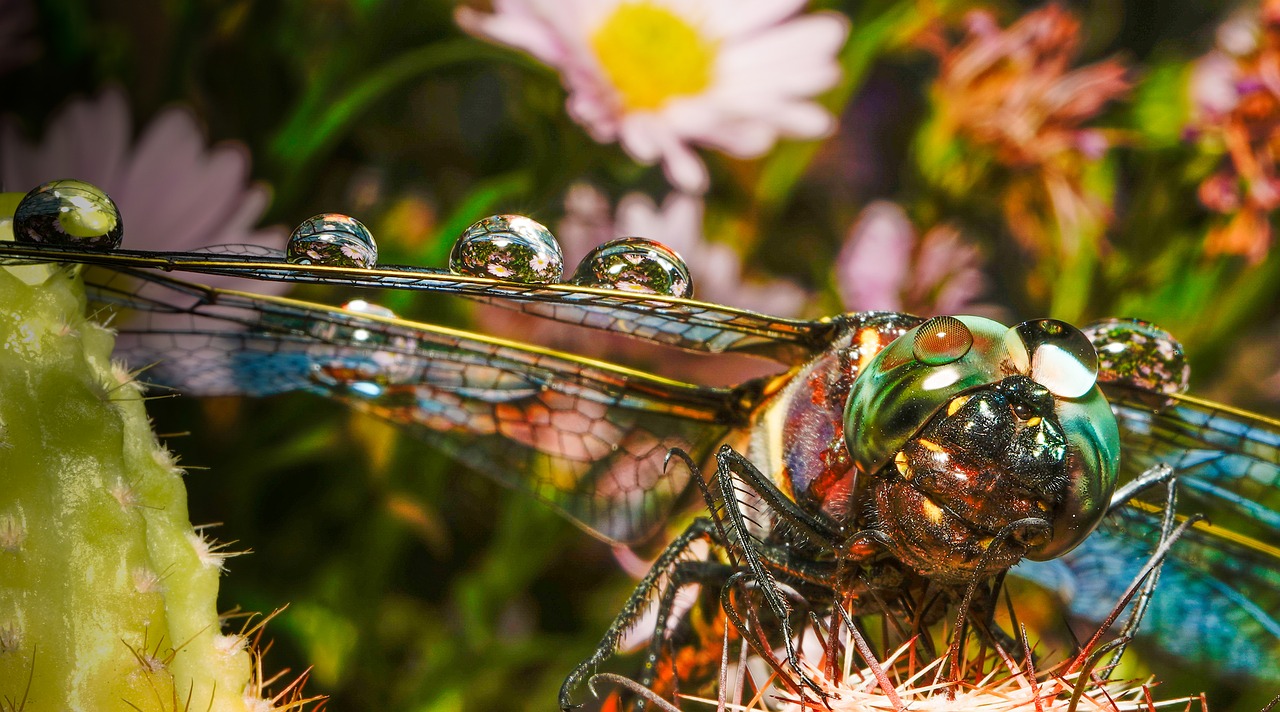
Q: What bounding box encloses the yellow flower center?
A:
[590,3,716,111]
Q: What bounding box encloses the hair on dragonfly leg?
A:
[941,516,1048,693]
[713,446,844,549]
[1104,474,1183,678]
[559,517,718,711]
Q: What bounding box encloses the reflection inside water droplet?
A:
[308,299,416,397]
[449,214,563,283]
[571,237,693,298]
[287,213,378,268]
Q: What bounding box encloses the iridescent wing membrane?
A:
[82,263,772,545]
[0,241,831,543]
[1019,388,1280,677]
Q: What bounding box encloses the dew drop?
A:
[450,214,563,283]
[286,213,377,268]
[1081,318,1189,395]
[13,179,124,249]
[912,316,974,365]
[571,237,693,298]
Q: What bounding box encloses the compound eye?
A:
[912,316,974,366]
[1003,319,1099,398]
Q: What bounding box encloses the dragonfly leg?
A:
[559,517,717,711]
[966,572,1034,665]
[718,570,826,707]
[633,557,735,711]
[708,445,837,703]
[1103,470,1181,677]
[1107,463,1175,512]
[709,445,844,550]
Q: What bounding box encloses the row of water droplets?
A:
[9,179,695,399]
[10,179,695,298]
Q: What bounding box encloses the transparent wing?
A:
[0,243,833,362]
[1016,509,1280,677]
[89,266,748,544]
[1015,387,1280,679]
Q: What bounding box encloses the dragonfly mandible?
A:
[3,180,1279,704]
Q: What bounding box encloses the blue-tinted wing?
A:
[87,266,747,544]
[1016,387,1280,679]
[0,242,832,362]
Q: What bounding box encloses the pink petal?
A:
[836,202,914,312]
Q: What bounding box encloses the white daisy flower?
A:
[457,0,848,193]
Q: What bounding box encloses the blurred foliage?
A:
[3,0,1280,710]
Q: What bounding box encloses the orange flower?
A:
[933,5,1129,170]
[925,6,1129,262]
[1189,0,1280,263]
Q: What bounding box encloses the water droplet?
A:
[287,213,377,268]
[571,237,692,298]
[450,215,563,283]
[1081,318,1189,395]
[13,179,124,249]
[912,316,974,365]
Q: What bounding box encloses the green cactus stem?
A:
[0,206,261,711]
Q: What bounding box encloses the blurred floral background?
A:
[2,0,1279,709]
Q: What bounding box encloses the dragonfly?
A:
[3,180,1280,706]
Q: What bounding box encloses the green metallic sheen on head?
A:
[845,316,1012,476]
[1039,384,1120,559]
[844,315,1122,561]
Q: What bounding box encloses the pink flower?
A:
[481,184,809,384]
[457,0,848,193]
[0,0,38,75]
[1,88,287,291]
[836,201,1003,318]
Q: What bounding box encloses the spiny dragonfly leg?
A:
[559,518,718,711]
[1108,463,1175,511]
[718,571,824,707]
[1103,466,1181,678]
[634,557,734,711]
[1070,489,1203,678]
[964,571,1019,653]
[709,445,844,704]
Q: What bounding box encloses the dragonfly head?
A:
[844,316,1120,580]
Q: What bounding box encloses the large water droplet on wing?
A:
[13,179,124,249]
[450,214,563,283]
[287,213,378,268]
[1081,318,1189,395]
[570,237,692,298]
